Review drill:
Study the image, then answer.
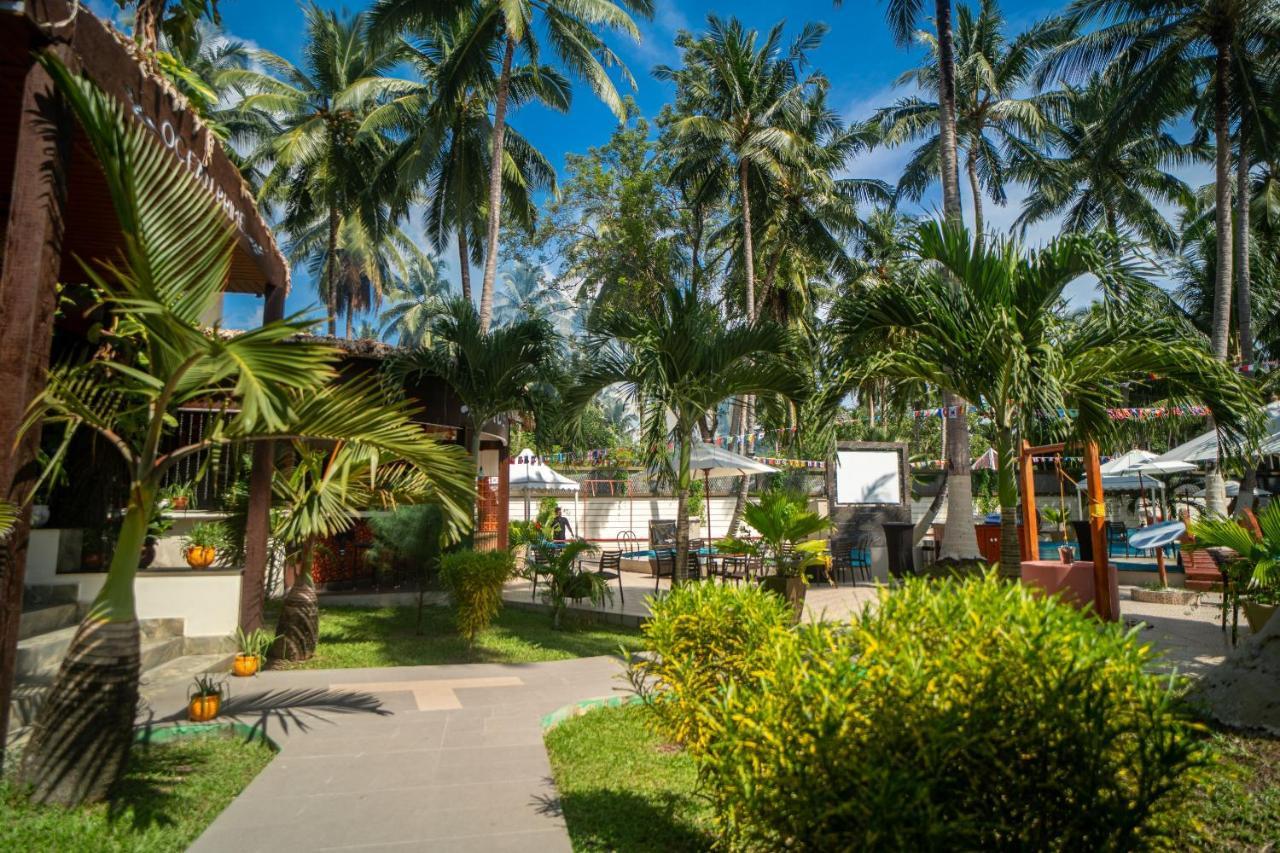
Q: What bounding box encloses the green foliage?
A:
[188,674,225,700]
[684,487,704,519]
[368,504,445,581]
[717,487,830,577]
[687,575,1208,849]
[507,519,547,550]
[537,497,560,527]
[234,627,274,659]
[182,521,227,550]
[631,583,792,754]
[438,550,515,646]
[1190,505,1280,595]
[533,541,607,629]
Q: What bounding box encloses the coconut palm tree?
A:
[116,0,221,55]
[230,4,414,336]
[1009,75,1198,252]
[388,297,556,473]
[872,0,1066,241]
[567,286,801,581]
[493,261,573,328]
[370,0,652,333]
[369,12,565,303]
[17,56,475,806]
[380,254,453,345]
[836,219,1258,578]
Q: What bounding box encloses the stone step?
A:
[16,619,185,682]
[140,653,235,697]
[18,603,78,641]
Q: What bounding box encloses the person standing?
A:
[550,506,574,542]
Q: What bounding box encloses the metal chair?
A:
[595,550,625,604]
[652,548,676,594]
[719,554,750,585]
[618,530,639,555]
[1106,521,1132,557]
[848,535,872,583]
[528,545,554,601]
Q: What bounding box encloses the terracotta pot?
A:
[232,654,260,677]
[188,694,220,722]
[761,574,807,623]
[1244,601,1278,634]
[172,496,190,510]
[82,552,104,570]
[185,545,217,568]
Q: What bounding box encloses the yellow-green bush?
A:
[694,575,1208,850]
[439,550,515,645]
[634,583,792,753]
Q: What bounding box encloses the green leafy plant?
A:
[188,674,225,701]
[1189,506,1280,598]
[630,583,792,754]
[537,497,560,528]
[182,521,227,551]
[233,627,274,661]
[439,550,516,646]
[717,487,830,578]
[161,481,196,508]
[508,519,547,549]
[685,488,704,521]
[1041,505,1070,537]
[534,541,607,629]
[366,504,447,637]
[690,574,1208,849]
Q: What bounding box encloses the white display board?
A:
[834,450,902,505]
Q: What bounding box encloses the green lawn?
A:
[0,732,273,852]
[279,604,644,670]
[546,705,1280,852]
[544,703,714,852]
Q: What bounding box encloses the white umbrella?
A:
[659,443,780,543]
[1100,449,1157,475]
[972,447,998,471]
[510,449,581,526]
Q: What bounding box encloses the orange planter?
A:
[232,654,259,677]
[185,546,217,568]
[188,694,220,722]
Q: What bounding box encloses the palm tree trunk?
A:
[726,162,760,538]
[933,0,978,560]
[1204,42,1235,518]
[457,226,472,304]
[134,0,163,53]
[344,299,353,340]
[19,483,155,805]
[271,541,318,663]
[326,205,339,337]
[727,396,753,537]
[967,150,983,245]
[995,427,1021,578]
[1236,133,1256,514]
[477,35,515,335]
[674,436,692,582]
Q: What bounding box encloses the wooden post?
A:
[238,284,286,631]
[1083,440,1116,621]
[1018,440,1038,561]
[0,48,74,760]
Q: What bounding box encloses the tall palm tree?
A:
[568,286,801,580]
[230,4,413,335]
[493,261,573,329]
[388,297,556,472]
[380,254,454,344]
[838,220,1258,578]
[1009,75,1198,252]
[370,12,565,303]
[875,0,978,560]
[872,0,1065,241]
[370,0,653,333]
[18,56,475,806]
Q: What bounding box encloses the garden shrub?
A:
[438,550,515,645]
[635,583,792,753]
[695,574,1208,850]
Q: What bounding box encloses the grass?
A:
[546,705,1280,852]
[0,732,273,852]
[277,604,645,670]
[544,703,713,852]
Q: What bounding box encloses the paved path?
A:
[143,657,626,852]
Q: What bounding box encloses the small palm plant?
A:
[535,540,608,629]
[718,488,831,580]
[1189,505,1280,639]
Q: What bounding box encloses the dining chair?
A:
[596,549,625,604]
[652,548,676,594]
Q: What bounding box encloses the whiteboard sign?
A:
[834,450,902,505]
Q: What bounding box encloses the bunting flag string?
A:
[909,405,1211,420]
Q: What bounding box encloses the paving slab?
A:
[174,657,623,852]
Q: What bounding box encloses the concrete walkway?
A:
[145,656,626,852]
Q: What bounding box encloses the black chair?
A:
[719,554,750,585]
[528,546,554,601]
[595,550,625,604]
[652,548,676,594]
[1106,521,1131,557]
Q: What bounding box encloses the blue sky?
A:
[94,0,1204,327]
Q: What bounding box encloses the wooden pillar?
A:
[496,443,510,551]
[1083,440,1116,621]
[238,284,286,631]
[0,48,73,759]
[1018,440,1038,561]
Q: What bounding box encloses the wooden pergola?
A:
[0,0,288,747]
[1018,439,1117,620]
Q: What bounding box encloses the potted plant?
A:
[183,521,225,569]
[508,519,546,571]
[718,487,831,622]
[1041,505,1069,542]
[1189,506,1280,636]
[163,482,196,511]
[536,540,608,629]
[187,674,225,722]
[232,627,274,677]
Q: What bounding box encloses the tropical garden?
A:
[3,0,1280,847]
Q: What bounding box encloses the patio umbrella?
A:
[510,449,581,525]
[1132,459,1198,521]
[659,443,780,543]
[1101,450,1162,520]
[972,447,998,470]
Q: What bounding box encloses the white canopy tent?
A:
[511,449,581,524]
